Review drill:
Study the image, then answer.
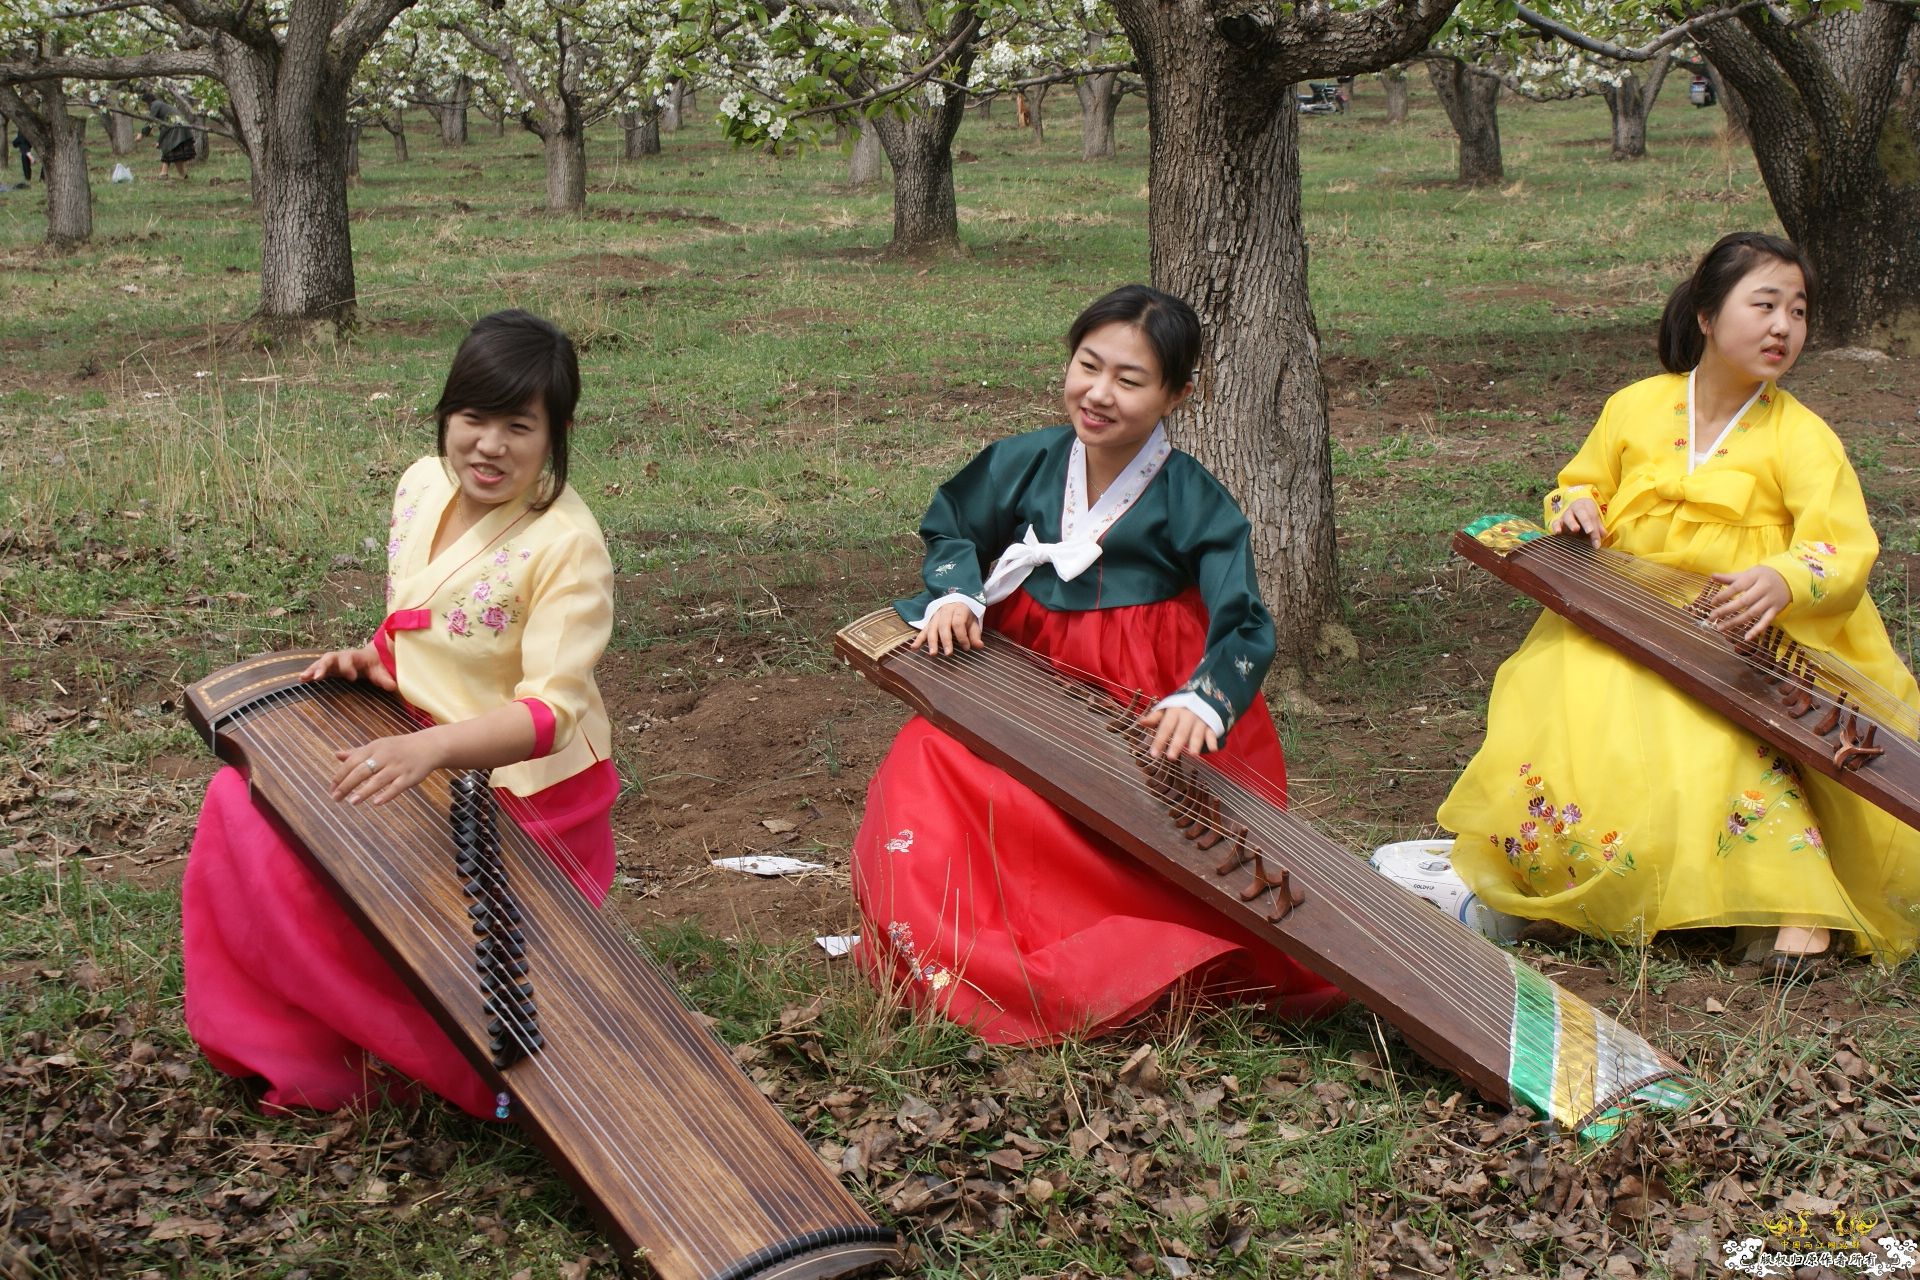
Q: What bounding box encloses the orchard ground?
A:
[3,81,1918,1279]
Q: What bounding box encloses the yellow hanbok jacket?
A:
[1439,374,1920,959]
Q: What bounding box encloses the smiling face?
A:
[1063,321,1192,464]
[442,398,554,511]
[1698,258,1809,387]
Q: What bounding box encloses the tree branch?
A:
[333,0,420,69]
[790,8,982,118]
[0,48,217,83]
[1511,1,1764,61]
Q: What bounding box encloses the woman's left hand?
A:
[1707,565,1791,641]
[1140,705,1220,761]
[330,728,445,806]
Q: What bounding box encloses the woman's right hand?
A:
[1549,496,1606,549]
[910,599,984,656]
[301,643,398,692]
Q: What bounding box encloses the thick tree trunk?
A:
[1695,1,1920,343]
[2,82,92,247]
[1381,65,1410,123]
[622,109,660,158]
[104,108,136,155]
[1425,57,1502,184]
[1075,72,1121,159]
[847,119,884,187]
[1602,55,1671,160]
[870,86,970,251]
[1701,62,1748,143]
[1028,82,1048,142]
[222,48,359,329]
[663,79,685,132]
[541,124,587,212]
[438,76,470,145]
[1109,12,1339,662]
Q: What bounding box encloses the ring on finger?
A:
[364,758,379,772]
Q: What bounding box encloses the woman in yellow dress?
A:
[1439,232,1920,975]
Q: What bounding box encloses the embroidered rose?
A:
[387,538,400,558]
[495,548,510,566]
[480,606,508,633]
[472,579,492,602]
[447,608,469,636]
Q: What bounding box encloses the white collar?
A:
[1064,424,1174,543]
[1686,368,1765,474]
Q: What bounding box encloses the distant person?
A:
[849,284,1345,1041]
[148,100,195,179]
[11,129,30,184]
[182,310,621,1115]
[1438,232,1920,981]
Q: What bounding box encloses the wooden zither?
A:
[185,653,902,1280]
[1454,513,1920,829]
[836,611,1691,1139]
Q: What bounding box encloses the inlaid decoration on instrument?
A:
[186,653,903,1280]
[836,609,1691,1138]
[1456,515,1920,825]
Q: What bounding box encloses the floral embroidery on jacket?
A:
[1790,540,1838,603]
[885,920,953,991]
[443,548,524,637]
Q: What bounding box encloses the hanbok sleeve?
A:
[512,527,614,758]
[1167,477,1276,735]
[1543,398,1623,528]
[1759,412,1877,626]
[894,441,1019,626]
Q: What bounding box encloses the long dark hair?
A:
[1657,232,1817,374]
[1066,285,1202,390]
[433,309,581,509]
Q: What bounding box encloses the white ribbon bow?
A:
[981,525,1103,604]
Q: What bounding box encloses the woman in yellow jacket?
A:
[1440,232,1920,975]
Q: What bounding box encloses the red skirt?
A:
[851,589,1344,1043]
[182,761,618,1117]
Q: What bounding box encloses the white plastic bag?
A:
[110,163,134,184]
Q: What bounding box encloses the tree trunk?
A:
[847,119,884,187]
[104,108,136,155]
[1109,9,1340,662]
[622,109,661,158]
[1,82,92,247]
[870,86,970,251]
[663,79,685,132]
[1076,72,1121,159]
[1381,65,1410,123]
[1028,82,1049,142]
[222,48,359,329]
[1425,57,1503,184]
[387,111,408,161]
[1602,55,1671,160]
[1701,62,1747,143]
[346,120,362,177]
[439,75,470,145]
[1695,0,1920,343]
[542,124,587,212]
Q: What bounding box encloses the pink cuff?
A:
[518,698,556,758]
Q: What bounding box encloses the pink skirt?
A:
[851,589,1345,1043]
[182,761,618,1117]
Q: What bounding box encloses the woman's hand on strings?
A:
[1708,565,1791,641]
[1141,705,1219,761]
[910,600,984,656]
[1549,496,1606,548]
[331,730,442,806]
[301,643,397,693]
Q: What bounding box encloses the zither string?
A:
[1501,535,1918,736]
[885,640,1534,1050]
[229,684,854,1257]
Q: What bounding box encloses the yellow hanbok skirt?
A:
[1440,612,1920,960]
